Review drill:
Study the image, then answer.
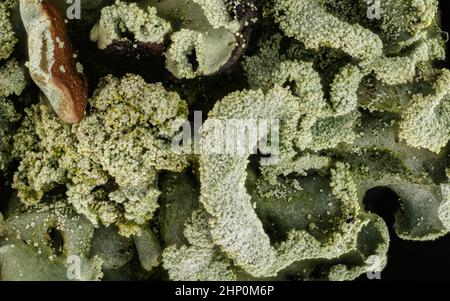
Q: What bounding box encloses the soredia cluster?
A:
[0,0,449,280]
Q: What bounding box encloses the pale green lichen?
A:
[90,225,134,271]
[377,0,439,51]
[0,2,17,61]
[90,0,172,49]
[0,201,103,280]
[91,0,255,78]
[134,225,162,271]
[0,59,26,98]
[12,74,189,236]
[166,27,238,79]
[368,42,432,85]
[1,0,449,282]
[399,69,450,153]
[198,87,377,277]
[274,0,383,60]
[243,38,360,152]
[328,213,389,281]
[191,0,240,31]
[0,18,26,172]
[163,209,236,281]
[346,116,450,241]
[165,29,206,79]
[0,97,21,171]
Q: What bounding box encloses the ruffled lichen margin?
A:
[0,0,449,281]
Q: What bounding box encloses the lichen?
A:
[12,74,189,236]
[0,1,17,61]
[1,0,449,282]
[0,200,103,280]
[90,0,256,78]
[0,4,26,172]
[90,0,171,50]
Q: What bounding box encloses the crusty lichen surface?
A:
[0,1,17,61]
[0,0,449,281]
[12,74,188,237]
[90,0,256,78]
[0,2,26,173]
[90,0,171,50]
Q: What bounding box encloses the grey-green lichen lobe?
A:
[163,209,237,281]
[90,0,256,78]
[12,74,189,237]
[134,225,162,271]
[0,0,449,282]
[399,69,450,153]
[160,0,254,78]
[90,225,135,271]
[0,200,103,280]
[90,0,172,49]
[274,0,384,60]
[0,97,21,171]
[0,1,17,60]
[0,3,26,173]
[0,59,26,98]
